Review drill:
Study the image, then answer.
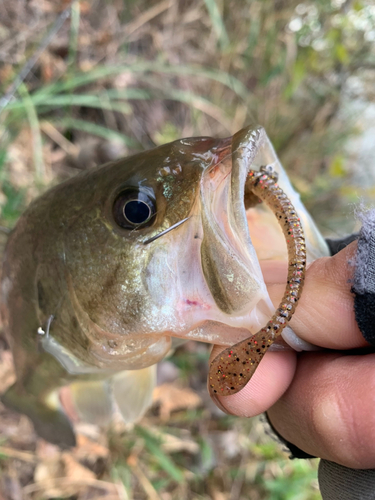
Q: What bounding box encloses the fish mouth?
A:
[136,125,278,358]
[137,125,277,354]
[199,125,271,316]
[88,126,276,370]
[75,126,277,371]
[60,124,328,372]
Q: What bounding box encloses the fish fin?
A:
[112,365,156,424]
[1,383,76,448]
[68,379,113,426]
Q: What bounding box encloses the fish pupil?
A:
[124,200,151,224]
[112,189,156,230]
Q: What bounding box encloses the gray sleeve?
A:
[319,460,375,500]
[351,209,375,345]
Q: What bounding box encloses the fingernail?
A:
[210,392,236,416]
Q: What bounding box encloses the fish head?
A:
[42,125,328,370]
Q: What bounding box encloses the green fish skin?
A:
[0,125,329,446]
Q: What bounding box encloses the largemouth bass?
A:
[0,125,329,446]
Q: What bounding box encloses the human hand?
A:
[209,241,375,469]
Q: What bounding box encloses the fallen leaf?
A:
[153,383,201,420]
[62,452,96,482]
[73,432,109,462]
[144,427,199,455]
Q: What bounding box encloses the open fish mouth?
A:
[91,126,288,369]
[200,126,269,316]
[81,126,277,371]
[79,125,328,371]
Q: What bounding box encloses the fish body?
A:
[1,125,329,446]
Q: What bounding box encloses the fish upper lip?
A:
[229,126,267,263]
[158,127,272,347]
[195,125,270,319]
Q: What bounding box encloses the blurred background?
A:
[0,0,374,498]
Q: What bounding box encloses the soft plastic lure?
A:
[209,166,306,397]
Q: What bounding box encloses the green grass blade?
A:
[67,0,80,70]
[7,85,232,130]
[163,88,233,130]
[52,118,138,147]
[0,183,26,226]
[136,426,184,483]
[106,88,233,130]
[17,83,45,179]
[6,94,132,114]
[203,0,230,50]
[30,62,249,102]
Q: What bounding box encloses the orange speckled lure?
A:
[209,165,306,397]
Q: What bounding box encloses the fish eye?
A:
[112,189,156,229]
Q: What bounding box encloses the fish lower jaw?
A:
[87,298,273,367]
[167,295,275,346]
[87,335,173,371]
